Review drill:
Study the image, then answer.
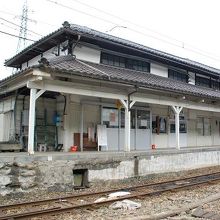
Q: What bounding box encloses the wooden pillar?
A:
[171,106,183,150]
[28,89,45,154]
[120,99,135,152]
[28,88,37,154]
[80,104,84,152]
[63,94,71,152]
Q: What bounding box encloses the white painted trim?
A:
[171,105,183,150]
[35,89,46,100]
[27,80,127,100]
[80,104,84,152]
[120,99,131,152]
[130,100,136,109]
[132,94,220,112]
[120,99,128,110]
[27,88,37,155]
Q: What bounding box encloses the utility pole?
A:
[16,0,28,53]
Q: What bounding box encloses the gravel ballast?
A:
[1,166,220,220]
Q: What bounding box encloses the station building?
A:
[1,22,220,193]
[1,21,220,154]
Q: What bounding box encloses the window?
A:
[137,110,150,129]
[101,52,150,72]
[197,117,211,136]
[211,78,220,90]
[170,121,187,133]
[168,69,188,83]
[102,107,119,128]
[196,75,210,88]
[152,116,167,134]
[195,74,220,90]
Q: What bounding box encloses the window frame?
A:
[195,75,211,88]
[197,117,211,136]
[100,52,150,72]
[168,68,188,83]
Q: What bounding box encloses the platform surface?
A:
[0,146,219,163]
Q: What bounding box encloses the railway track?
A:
[1,171,220,219]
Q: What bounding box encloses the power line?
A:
[45,0,118,26]
[0,30,35,41]
[45,0,179,47]
[0,22,19,32]
[1,1,220,63]
[0,17,43,37]
[47,0,220,62]
[71,0,220,61]
[71,0,183,45]
[0,9,57,27]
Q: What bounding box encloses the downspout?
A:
[128,86,138,111]
[124,86,138,152]
[72,35,81,52]
[68,35,81,55]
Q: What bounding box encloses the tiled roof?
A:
[44,55,220,100]
[69,24,220,75]
[5,23,220,76]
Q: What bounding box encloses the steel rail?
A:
[0,173,220,219]
[1,171,220,211]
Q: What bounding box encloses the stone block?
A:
[18,176,37,189]
[192,207,207,218]
[0,167,11,175]
[20,169,36,177]
[0,163,5,169]
[0,175,11,186]
[0,188,13,196]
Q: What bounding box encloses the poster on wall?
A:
[109,112,118,126]
[102,107,119,128]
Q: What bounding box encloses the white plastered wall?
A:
[150,62,168,78]
[21,45,67,69]
[59,96,220,149]
[187,109,219,147]
[73,45,101,63]
[56,94,101,146]
[151,104,220,149]
[0,96,15,141]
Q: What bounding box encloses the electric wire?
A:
[0,9,57,27]
[0,17,43,37]
[70,0,182,45]
[0,30,35,41]
[70,0,220,60]
[45,0,220,62]
[1,2,220,64]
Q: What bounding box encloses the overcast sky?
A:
[1,0,220,80]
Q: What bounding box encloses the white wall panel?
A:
[150,63,168,78]
[0,114,4,141]
[74,45,101,63]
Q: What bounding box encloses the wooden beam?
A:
[132,94,220,113]
[27,79,127,100]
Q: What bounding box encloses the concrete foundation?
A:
[0,147,220,196]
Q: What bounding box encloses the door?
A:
[135,109,151,150]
